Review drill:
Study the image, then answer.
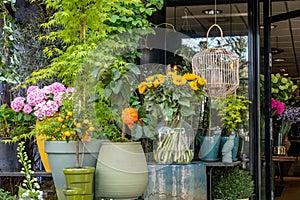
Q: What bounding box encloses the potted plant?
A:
[135,71,206,164]
[213,167,254,200]
[10,82,102,200]
[10,82,76,172]
[216,94,251,162]
[93,68,151,199]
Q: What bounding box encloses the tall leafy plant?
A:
[0,0,20,85]
[27,0,163,86]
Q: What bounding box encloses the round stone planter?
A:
[95,142,148,199]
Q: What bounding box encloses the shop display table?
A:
[144,161,241,200]
[272,156,297,183]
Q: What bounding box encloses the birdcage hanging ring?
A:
[192,23,240,98]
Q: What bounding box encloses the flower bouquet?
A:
[278,106,300,145]
[135,71,206,164]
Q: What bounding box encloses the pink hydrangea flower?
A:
[27,86,39,95]
[12,82,71,120]
[27,89,46,107]
[44,82,66,96]
[11,97,25,112]
[23,104,33,114]
[44,100,59,117]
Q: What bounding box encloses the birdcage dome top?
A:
[192,24,240,97]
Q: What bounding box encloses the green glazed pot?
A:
[63,188,93,200]
[63,167,95,195]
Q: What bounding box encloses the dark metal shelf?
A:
[0,171,52,177]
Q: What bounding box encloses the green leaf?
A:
[132,123,143,140]
[113,79,123,94]
[180,106,195,116]
[110,15,119,23]
[112,69,121,81]
[128,64,141,75]
[104,87,112,99]
[178,98,190,107]
[18,112,23,121]
[143,125,155,140]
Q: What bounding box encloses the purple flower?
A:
[281,106,300,123]
[23,104,33,114]
[11,97,25,112]
[292,90,299,96]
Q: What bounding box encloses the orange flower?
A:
[122,107,139,130]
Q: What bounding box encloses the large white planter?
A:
[95,142,148,199]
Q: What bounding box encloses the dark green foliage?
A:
[213,167,255,200]
[0,104,35,138]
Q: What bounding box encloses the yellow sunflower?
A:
[146,75,155,82]
[172,75,187,86]
[189,81,198,91]
[138,82,147,94]
[153,79,160,88]
[156,74,165,84]
[183,73,198,81]
[146,82,153,88]
[197,77,206,86]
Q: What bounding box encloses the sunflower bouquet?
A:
[136,71,206,164]
[138,72,206,123]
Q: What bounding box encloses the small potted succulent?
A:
[213,167,254,200]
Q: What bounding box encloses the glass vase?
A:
[153,121,194,164]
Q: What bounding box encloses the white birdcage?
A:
[192,24,239,97]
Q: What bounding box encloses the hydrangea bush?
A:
[11,82,74,120]
[271,73,297,102]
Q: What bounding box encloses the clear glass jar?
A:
[153,121,194,164]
